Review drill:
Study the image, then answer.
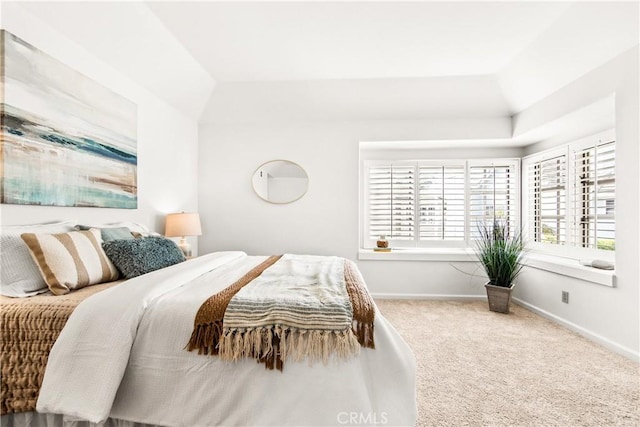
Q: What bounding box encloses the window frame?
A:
[362,159,419,249]
[571,138,616,252]
[362,158,520,250]
[467,159,521,241]
[522,146,568,250]
[416,160,468,248]
[521,129,615,261]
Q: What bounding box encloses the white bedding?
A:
[36,252,417,426]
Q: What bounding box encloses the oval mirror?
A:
[252,160,309,204]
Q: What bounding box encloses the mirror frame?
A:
[251,159,309,204]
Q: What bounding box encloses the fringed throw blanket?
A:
[187,254,375,371]
[0,281,121,415]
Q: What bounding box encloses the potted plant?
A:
[475,220,525,314]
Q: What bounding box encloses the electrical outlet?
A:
[562,291,569,304]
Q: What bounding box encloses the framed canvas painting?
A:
[0,30,138,209]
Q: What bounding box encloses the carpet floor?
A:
[375,299,639,427]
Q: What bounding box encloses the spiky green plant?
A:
[475,220,525,288]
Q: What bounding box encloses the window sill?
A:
[358,249,615,287]
[523,252,615,287]
[358,248,477,262]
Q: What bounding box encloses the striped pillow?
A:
[21,229,119,295]
[1,220,77,297]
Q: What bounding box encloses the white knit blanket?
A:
[219,254,360,364]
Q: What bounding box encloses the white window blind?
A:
[468,163,518,238]
[522,130,616,255]
[527,155,567,246]
[418,165,465,241]
[367,164,415,241]
[572,141,615,251]
[363,159,519,248]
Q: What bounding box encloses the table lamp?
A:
[165,212,202,257]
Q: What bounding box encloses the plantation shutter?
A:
[367,164,415,241]
[572,141,615,250]
[469,163,518,238]
[418,165,465,240]
[527,155,567,245]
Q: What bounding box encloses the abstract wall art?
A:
[0,30,138,209]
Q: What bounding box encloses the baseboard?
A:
[512,297,640,362]
[372,293,486,301]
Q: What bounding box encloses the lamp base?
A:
[178,237,192,258]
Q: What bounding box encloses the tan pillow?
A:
[21,229,119,295]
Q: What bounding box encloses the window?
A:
[418,164,465,241]
[468,162,518,239]
[363,159,519,248]
[367,163,415,242]
[526,152,567,246]
[523,131,615,254]
[572,140,616,251]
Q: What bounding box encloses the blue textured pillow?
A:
[102,236,186,279]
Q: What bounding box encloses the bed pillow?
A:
[102,236,186,279]
[75,225,134,242]
[101,227,135,242]
[0,220,77,297]
[21,228,120,296]
[75,222,158,237]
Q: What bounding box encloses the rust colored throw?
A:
[344,259,376,350]
[187,256,375,371]
[0,281,121,414]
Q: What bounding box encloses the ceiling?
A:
[147,1,572,82]
[146,1,638,125]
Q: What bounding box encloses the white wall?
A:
[198,117,517,297]
[0,4,200,249]
[512,47,639,360]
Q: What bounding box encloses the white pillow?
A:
[74,221,157,235]
[1,220,77,297]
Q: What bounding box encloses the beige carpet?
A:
[375,299,639,427]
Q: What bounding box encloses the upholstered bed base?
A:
[1,412,158,427]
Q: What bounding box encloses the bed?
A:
[1,241,417,426]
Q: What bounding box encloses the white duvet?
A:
[37,252,417,427]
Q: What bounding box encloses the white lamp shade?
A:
[165,213,202,237]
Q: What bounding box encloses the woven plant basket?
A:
[485,283,513,314]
